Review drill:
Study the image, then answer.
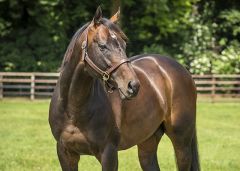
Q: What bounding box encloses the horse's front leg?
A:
[101,143,118,171]
[57,142,80,171]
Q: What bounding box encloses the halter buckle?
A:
[102,72,110,81]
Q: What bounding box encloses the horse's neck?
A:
[58,35,112,123]
[66,62,94,117]
[60,60,121,128]
[59,47,81,107]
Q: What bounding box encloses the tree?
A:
[0,0,239,74]
[0,0,111,71]
[176,0,240,74]
[121,0,196,56]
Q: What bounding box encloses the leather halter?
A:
[81,27,130,83]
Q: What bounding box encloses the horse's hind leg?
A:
[164,113,200,171]
[137,127,164,171]
[169,133,193,171]
[57,142,80,171]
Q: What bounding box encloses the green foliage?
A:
[213,41,240,74]
[0,0,65,71]
[143,44,170,56]
[177,1,240,74]
[177,2,218,74]
[121,0,196,56]
[219,9,240,37]
[0,0,110,72]
[0,0,239,74]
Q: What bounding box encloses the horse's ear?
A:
[93,6,102,26]
[110,7,120,24]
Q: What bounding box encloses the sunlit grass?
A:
[0,99,239,170]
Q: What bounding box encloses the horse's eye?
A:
[98,44,107,51]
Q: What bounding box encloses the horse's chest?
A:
[60,124,91,154]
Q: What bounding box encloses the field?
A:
[0,99,239,171]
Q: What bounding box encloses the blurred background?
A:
[0,0,239,74]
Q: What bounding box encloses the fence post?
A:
[0,75,3,99]
[30,74,35,100]
[211,75,216,102]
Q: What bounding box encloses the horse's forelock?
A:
[100,18,128,42]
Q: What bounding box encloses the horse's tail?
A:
[190,128,201,171]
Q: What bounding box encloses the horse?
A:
[49,6,200,171]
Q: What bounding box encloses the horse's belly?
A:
[60,124,91,154]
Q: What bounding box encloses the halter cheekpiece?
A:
[81,26,130,92]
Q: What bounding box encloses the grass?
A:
[0,98,239,171]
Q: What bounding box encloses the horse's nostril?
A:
[128,81,133,91]
[128,80,140,96]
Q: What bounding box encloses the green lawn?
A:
[0,99,239,171]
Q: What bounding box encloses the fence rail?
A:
[0,72,59,100]
[192,74,240,100]
[0,72,240,100]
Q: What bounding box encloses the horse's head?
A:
[82,7,140,100]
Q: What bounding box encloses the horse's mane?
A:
[59,18,127,72]
[59,22,90,72]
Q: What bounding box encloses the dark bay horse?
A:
[49,7,200,171]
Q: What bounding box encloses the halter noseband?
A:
[81,27,130,89]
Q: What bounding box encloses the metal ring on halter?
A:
[102,72,110,81]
